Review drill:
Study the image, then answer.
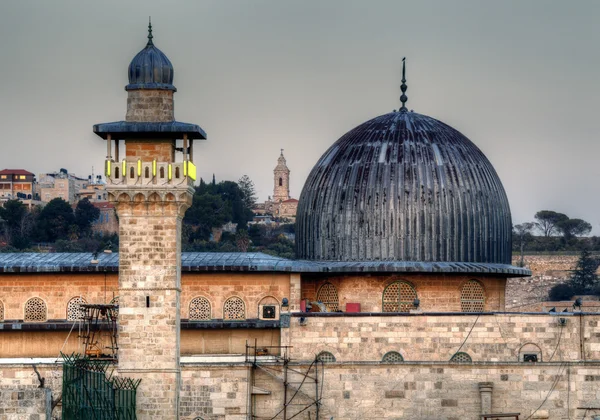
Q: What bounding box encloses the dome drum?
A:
[296,111,512,264]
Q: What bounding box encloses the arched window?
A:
[316,351,336,363]
[24,297,47,322]
[316,283,339,312]
[129,167,135,179]
[461,280,485,312]
[382,351,404,363]
[450,352,472,363]
[145,167,150,178]
[223,297,245,320]
[382,281,417,312]
[189,297,211,321]
[278,177,283,186]
[0,300,4,322]
[519,343,542,363]
[66,296,87,321]
[114,167,120,179]
[160,167,165,178]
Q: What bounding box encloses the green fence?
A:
[61,354,140,420]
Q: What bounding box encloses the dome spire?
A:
[400,57,408,112]
[147,17,154,46]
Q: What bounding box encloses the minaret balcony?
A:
[104,159,196,187]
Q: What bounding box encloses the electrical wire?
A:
[454,313,480,356]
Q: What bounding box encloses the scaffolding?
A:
[79,304,119,361]
[246,340,323,420]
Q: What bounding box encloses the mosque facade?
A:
[0,25,599,420]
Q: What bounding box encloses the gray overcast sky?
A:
[0,1,599,231]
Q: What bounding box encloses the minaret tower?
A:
[93,21,206,419]
[273,149,290,202]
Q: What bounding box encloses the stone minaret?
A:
[93,21,206,420]
[273,149,290,202]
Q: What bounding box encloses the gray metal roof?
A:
[93,121,207,140]
[0,253,530,277]
[296,110,513,264]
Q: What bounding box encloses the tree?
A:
[184,193,232,241]
[513,222,535,267]
[75,198,100,236]
[0,200,35,249]
[36,198,76,242]
[557,218,592,240]
[534,211,568,237]
[570,249,599,293]
[238,175,258,210]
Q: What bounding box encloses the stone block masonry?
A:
[0,387,51,420]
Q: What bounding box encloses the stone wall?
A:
[125,89,174,122]
[182,273,291,319]
[507,255,578,310]
[0,273,118,321]
[0,387,51,419]
[125,140,175,162]
[285,313,599,362]
[302,274,506,312]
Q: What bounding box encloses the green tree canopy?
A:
[75,198,100,236]
[36,198,76,242]
[534,211,568,237]
[238,175,258,210]
[558,218,592,240]
[570,249,599,292]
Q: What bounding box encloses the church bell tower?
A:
[273,149,290,202]
[93,21,206,419]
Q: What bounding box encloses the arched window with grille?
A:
[316,283,339,312]
[66,296,87,321]
[461,280,485,312]
[382,281,417,312]
[316,351,336,363]
[189,297,211,321]
[382,351,404,363]
[450,352,472,363]
[223,297,245,320]
[24,297,47,322]
[0,300,4,322]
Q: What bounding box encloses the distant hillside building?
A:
[38,169,88,203]
[91,202,118,235]
[254,150,298,220]
[0,169,36,201]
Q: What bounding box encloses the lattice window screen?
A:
[189,297,211,320]
[450,352,472,363]
[461,280,485,312]
[317,351,336,363]
[67,296,87,321]
[382,281,417,312]
[0,300,4,322]
[223,297,245,320]
[316,283,339,312]
[24,297,47,322]
[382,351,404,363]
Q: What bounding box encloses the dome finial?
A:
[400,57,408,112]
[147,16,154,46]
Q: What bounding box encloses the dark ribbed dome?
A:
[296,110,512,264]
[125,23,176,92]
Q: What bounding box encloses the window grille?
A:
[24,297,47,322]
[110,296,119,318]
[0,300,4,321]
[382,281,417,312]
[450,352,472,363]
[316,283,339,311]
[189,297,211,321]
[382,351,404,363]
[223,297,245,320]
[316,351,336,363]
[461,280,485,312]
[67,296,87,321]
